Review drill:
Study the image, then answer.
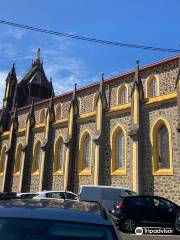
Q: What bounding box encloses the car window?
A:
[46,192,64,199]
[152,198,172,209]
[102,189,122,200]
[65,193,77,200]
[134,197,152,207]
[21,194,38,199]
[121,190,136,196]
[0,217,117,240]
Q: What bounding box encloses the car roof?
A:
[80,185,133,190]
[0,199,111,225]
[37,190,76,194]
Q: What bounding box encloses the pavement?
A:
[119,232,180,240]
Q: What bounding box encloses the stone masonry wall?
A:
[142,102,179,204]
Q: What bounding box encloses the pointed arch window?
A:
[151,118,173,175]
[14,143,23,174]
[118,85,128,105]
[147,76,159,98]
[83,135,91,169]
[32,141,41,173]
[0,145,6,174]
[54,136,64,173]
[79,131,91,175]
[157,125,170,169]
[39,108,46,124]
[111,125,127,175]
[55,104,61,120]
[115,131,125,169]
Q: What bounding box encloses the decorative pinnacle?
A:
[36,48,41,60]
[136,59,140,67]
[74,83,77,91]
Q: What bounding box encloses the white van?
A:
[79,185,136,211]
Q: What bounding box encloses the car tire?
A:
[119,217,136,233]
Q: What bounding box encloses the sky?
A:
[0,0,179,106]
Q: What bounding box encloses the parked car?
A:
[79,185,136,211]
[112,195,180,233]
[0,192,17,200]
[16,192,38,199]
[33,190,78,200]
[175,210,180,232]
[0,199,121,239]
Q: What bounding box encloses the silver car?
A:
[33,190,78,200]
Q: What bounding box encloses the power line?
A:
[0,19,180,53]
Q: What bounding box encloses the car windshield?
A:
[0,217,116,240]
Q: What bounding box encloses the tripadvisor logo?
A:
[135,227,173,235]
[135,227,143,235]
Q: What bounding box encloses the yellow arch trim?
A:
[111,124,127,175]
[146,74,160,98]
[117,84,129,105]
[79,129,92,176]
[14,142,23,176]
[53,134,65,175]
[32,139,42,175]
[150,117,173,175]
[0,144,7,175]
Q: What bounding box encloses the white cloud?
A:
[0,29,98,106]
[6,27,25,40]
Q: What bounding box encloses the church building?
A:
[0,49,179,205]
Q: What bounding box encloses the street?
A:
[120,232,180,240]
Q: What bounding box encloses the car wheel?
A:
[120,217,136,233]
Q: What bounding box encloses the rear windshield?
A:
[0,217,118,240]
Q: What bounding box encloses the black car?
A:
[112,195,180,233]
[0,192,17,200]
[175,210,180,232]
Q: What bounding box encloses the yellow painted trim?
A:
[17,128,26,136]
[150,117,173,176]
[144,92,177,107]
[107,103,131,116]
[146,74,160,98]
[0,131,10,139]
[68,107,73,136]
[77,111,96,122]
[52,118,68,127]
[133,89,139,125]
[153,169,173,176]
[34,123,45,129]
[78,129,92,175]
[53,134,65,174]
[32,170,40,176]
[117,84,129,105]
[97,98,102,131]
[13,171,20,176]
[110,124,127,176]
[79,169,92,176]
[53,170,63,176]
